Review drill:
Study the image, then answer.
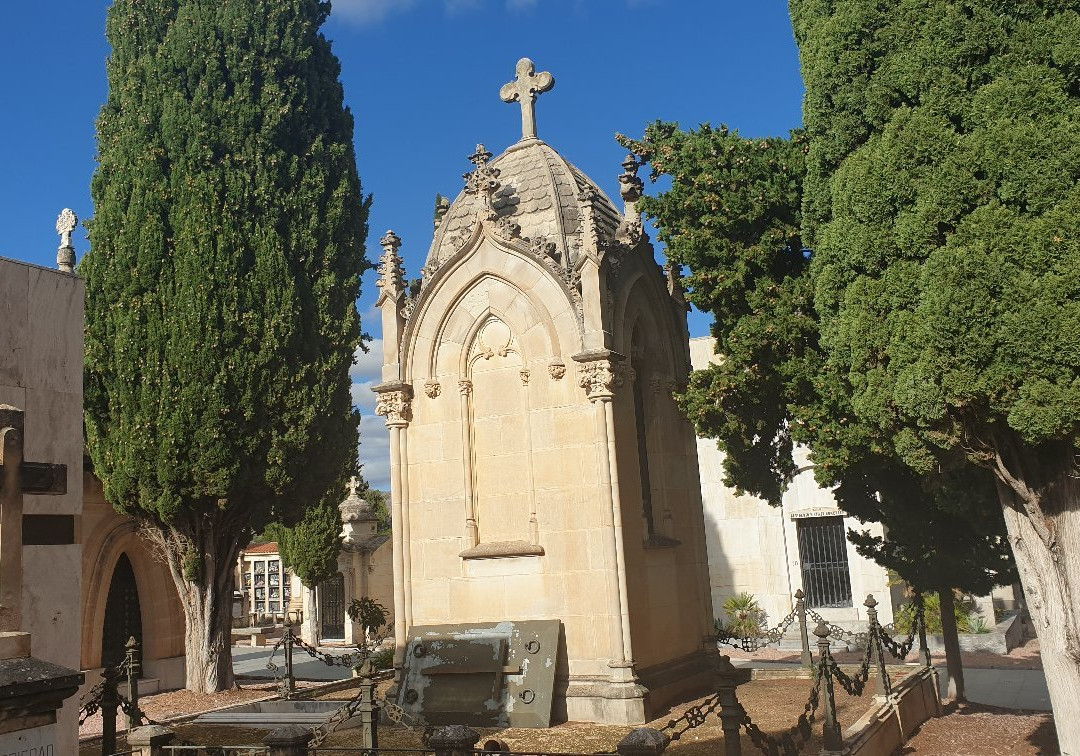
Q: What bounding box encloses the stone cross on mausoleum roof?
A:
[499,57,554,141]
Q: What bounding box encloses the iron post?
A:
[795,588,812,669]
[815,621,843,754]
[125,636,141,730]
[357,659,379,749]
[716,654,751,756]
[283,619,296,699]
[100,665,119,756]
[865,594,892,698]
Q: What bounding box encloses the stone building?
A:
[690,337,895,629]
[0,249,85,753]
[374,59,715,725]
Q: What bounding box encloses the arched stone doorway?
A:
[102,553,143,669]
[318,573,345,640]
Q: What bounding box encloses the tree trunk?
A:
[150,519,244,693]
[992,455,1080,756]
[937,587,966,702]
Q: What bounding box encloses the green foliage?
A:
[366,489,392,534]
[791,0,1080,481]
[718,592,768,638]
[620,119,1013,598]
[347,596,389,636]
[82,0,370,540]
[895,592,985,635]
[266,496,343,588]
[370,646,394,670]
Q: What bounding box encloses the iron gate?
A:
[796,516,853,608]
[102,553,143,669]
[318,573,346,639]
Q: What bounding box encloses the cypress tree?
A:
[791,1,1080,746]
[83,0,370,692]
[619,121,1014,700]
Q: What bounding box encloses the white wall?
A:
[690,337,893,630]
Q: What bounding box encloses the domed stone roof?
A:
[425,139,622,274]
[338,477,375,523]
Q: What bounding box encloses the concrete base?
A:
[560,676,649,725]
[0,632,30,661]
[555,650,716,725]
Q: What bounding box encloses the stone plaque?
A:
[0,723,56,755]
[398,620,560,728]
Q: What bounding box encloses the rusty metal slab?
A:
[397,620,560,728]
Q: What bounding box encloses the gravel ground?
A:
[899,701,1057,755]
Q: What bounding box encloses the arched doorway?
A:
[318,573,345,640]
[102,553,143,670]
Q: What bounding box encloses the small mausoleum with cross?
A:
[374,58,715,724]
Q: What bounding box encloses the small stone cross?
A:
[347,476,360,499]
[0,406,67,634]
[499,58,554,141]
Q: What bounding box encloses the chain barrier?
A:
[876,597,923,661]
[741,664,823,756]
[78,681,107,726]
[657,692,721,742]
[716,607,799,651]
[827,640,873,698]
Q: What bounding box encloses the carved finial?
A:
[347,476,360,499]
[433,194,451,231]
[376,230,405,302]
[499,58,554,141]
[618,155,643,204]
[56,208,78,273]
[463,145,502,218]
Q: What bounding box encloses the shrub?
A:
[719,592,768,638]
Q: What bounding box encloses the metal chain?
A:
[78,682,107,725]
[658,692,721,740]
[717,607,799,651]
[117,690,166,727]
[741,668,822,756]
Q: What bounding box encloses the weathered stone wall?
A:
[0,256,84,753]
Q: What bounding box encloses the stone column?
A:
[375,383,412,671]
[458,380,479,547]
[577,353,635,673]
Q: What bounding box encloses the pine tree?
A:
[790,2,1080,746]
[83,0,370,692]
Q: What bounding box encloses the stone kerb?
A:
[127,724,174,756]
[840,666,941,756]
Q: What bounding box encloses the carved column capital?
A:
[458,379,473,397]
[373,382,412,427]
[578,360,624,402]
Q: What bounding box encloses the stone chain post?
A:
[426,724,481,756]
[283,619,296,699]
[263,724,312,756]
[795,588,812,669]
[127,725,174,756]
[125,635,141,730]
[616,727,670,755]
[357,659,380,749]
[864,594,892,698]
[814,622,843,754]
[716,655,751,756]
[100,665,119,756]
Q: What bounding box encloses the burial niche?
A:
[464,316,537,550]
[102,553,143,670]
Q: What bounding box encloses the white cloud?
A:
[359,414,391,491]
[331,0,548,26]
[331,0,418,25]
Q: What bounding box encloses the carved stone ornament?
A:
[520,370,531,386]
[579,361,624,401]
[376,230,405,298]
[548,361,566,381]
[458,379,473,397]
[463,144,502,219]
[56,208,78,273]
[499,57,555,141]
[374,389,412,425]
[424,380,441,399]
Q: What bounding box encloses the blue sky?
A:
[0,0,804,491]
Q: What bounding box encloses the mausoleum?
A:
[374,59,714,724]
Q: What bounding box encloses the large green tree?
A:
[619,121,1013,700]
[789,1,1080,747]
[83,0,370,692]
